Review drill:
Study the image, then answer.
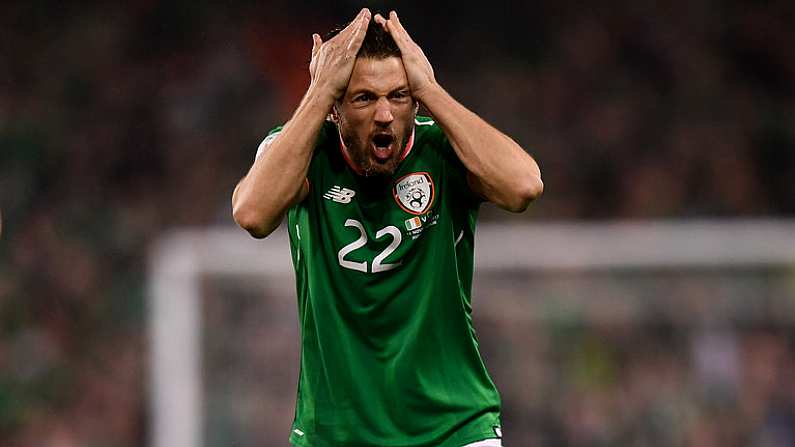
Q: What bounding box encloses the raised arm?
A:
[376,12,543,212]
[232,9,372,238]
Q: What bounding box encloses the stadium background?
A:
[1,1,794,445]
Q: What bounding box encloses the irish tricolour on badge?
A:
[393,172,435,215]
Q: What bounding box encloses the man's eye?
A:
[354,94,372,103]
[390,91,410,101]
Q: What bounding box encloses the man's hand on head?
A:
[309,8,372,100]
[375,11,438,100]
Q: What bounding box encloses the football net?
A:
[148,220,795,447]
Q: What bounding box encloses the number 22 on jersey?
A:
[337,219,402,273]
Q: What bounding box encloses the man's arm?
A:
[231,90,330,238]
[377,12,543,212]
[413,85,543,212]
[232,8,372,238]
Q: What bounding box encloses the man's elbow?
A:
[526,174,544,202]
[506,175,544,213]
[232,205,274,239]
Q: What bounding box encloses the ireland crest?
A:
[393,172,435,215]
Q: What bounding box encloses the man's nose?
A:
[373,97,394,125]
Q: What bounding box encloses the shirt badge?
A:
[393,172,435,215]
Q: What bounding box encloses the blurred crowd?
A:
[1,1,794,445]
[493,316,795,446]
[476,272,795,446]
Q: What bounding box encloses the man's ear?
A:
[329,104,340,123]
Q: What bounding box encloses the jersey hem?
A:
[455,433,502,447]
[287,430,501,447]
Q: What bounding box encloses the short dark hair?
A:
[326,18,401,59]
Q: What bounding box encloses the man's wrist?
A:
[305,82,339,111]
[411,82,447,107]
[412,81,444,106]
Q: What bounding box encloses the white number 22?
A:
[338,219,402,273]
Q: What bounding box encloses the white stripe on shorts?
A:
[462,439,502,447]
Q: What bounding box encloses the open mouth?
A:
[370,133,395,161]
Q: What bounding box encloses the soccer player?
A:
[232,9,542,447]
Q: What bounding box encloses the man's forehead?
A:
[347,56,409,94]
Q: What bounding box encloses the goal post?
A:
[147,219,795,447]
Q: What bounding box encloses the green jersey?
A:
[271,116,501,446]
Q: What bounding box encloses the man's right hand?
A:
[309,8,371,100]
[233,9,371,239]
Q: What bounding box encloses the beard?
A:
[339,118,415,178]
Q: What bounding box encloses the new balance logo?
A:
[323,185,356,204]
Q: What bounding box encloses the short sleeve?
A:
[433,126,485,207]
[254,126,284,161]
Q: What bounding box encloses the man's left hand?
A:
[375,11,438,99]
